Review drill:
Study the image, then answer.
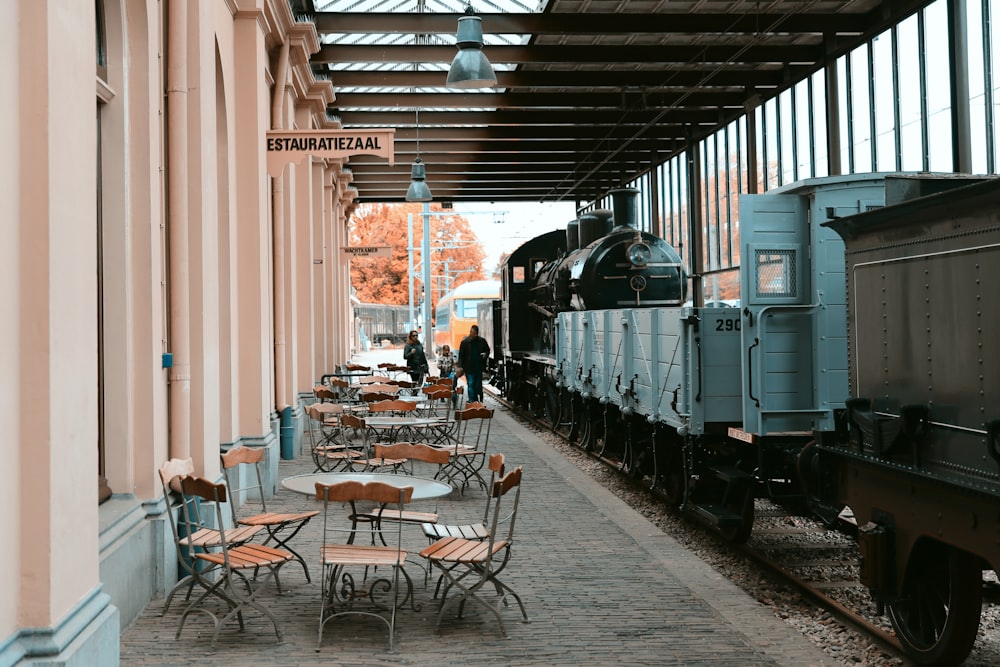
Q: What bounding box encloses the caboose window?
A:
[754,249,798,299]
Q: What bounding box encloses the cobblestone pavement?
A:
[120,348,834,666]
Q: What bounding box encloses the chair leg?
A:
[260,522,313,584]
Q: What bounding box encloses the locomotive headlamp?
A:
[627,241,652,266]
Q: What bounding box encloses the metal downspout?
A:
[167,0,191,459]
[272,41,293,458]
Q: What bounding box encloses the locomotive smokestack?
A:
[610,187,640,228]
[565,219,580,252]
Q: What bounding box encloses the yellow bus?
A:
[434,279,501,354]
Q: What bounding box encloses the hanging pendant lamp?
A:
[445,4,497,89]
[405,110,432,201]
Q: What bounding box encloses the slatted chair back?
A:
[359,374,393,385]
[176,475,293,647]
[419,466,528,635]
[362,383,400,395]
[368,399,418,416]
[359,390,395,404]
[219,447,319,583]
[314,480,414,652]
[314,386,340,403]
[374,442,451,474]
[343,363,370,372]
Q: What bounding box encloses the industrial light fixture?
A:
[445,4,497,89]
[405,110,432,201]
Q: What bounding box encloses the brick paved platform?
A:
[120,351,835,666]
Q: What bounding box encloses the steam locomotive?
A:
[488,173,1000,665]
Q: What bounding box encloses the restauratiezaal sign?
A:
[265,129,395,177]
[341,246,392,259]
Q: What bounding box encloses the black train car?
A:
[817,175,1000,666]
[354,302,410,346]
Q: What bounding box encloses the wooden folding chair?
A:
[436,405,494,495]
[423,453,505,542]
[420,466,529,635]
[220,446,319,584]
[354,443,452,531]
[315,480,414,652]
[175,476,294,648]
[305,404,363,472]
[158,458,262,616]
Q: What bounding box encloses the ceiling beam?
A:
[386,126,691,141]
[323,67,807,90]
[333,109,721,126]
[330,91,748,110]
[313,43,825,66]
[312,12,871,35]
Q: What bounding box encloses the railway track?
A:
[492,392,915,664]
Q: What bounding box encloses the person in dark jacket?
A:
[458,324,490,403]
[403,330,428,384]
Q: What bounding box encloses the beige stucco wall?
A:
[2,0,360,662]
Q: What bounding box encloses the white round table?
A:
[281,471,452,500]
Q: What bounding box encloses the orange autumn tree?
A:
[348,203,487,316]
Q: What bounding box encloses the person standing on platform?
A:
[403,330,428,385]
[458,324,490,403]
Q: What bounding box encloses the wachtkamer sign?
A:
[341,246,392,259]
[265,129,395,177]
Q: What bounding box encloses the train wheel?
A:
[887,543,982,666]
[553,390,576,440]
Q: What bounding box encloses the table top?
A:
[281,472,452,500]
[364,415,443,426]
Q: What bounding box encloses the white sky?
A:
[455,201,577,274]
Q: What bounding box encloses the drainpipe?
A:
[167,0,191,460]
[272,40,293,459]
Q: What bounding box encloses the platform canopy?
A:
[299,0,934,205]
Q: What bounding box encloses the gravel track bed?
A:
[523,418,1000,666]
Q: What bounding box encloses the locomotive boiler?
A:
[495,188,686,407]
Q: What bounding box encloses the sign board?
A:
[265,129,395,177]
[341,246,393,259]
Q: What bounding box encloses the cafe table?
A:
[281,471,452,500]
[362,415,446,444]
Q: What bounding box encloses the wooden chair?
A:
[315,480,414,652]
[422,387,455,420]
[356,442,451,544]
[423,453,505,542]
[220,446,319,584]
[420,466,528,635]
[437,405,494,495]
[325,377,358,403]
[175,475,294,648]
[157,458,262,616]
[305,404,362,472]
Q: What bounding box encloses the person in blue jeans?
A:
[458,324,490,403]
